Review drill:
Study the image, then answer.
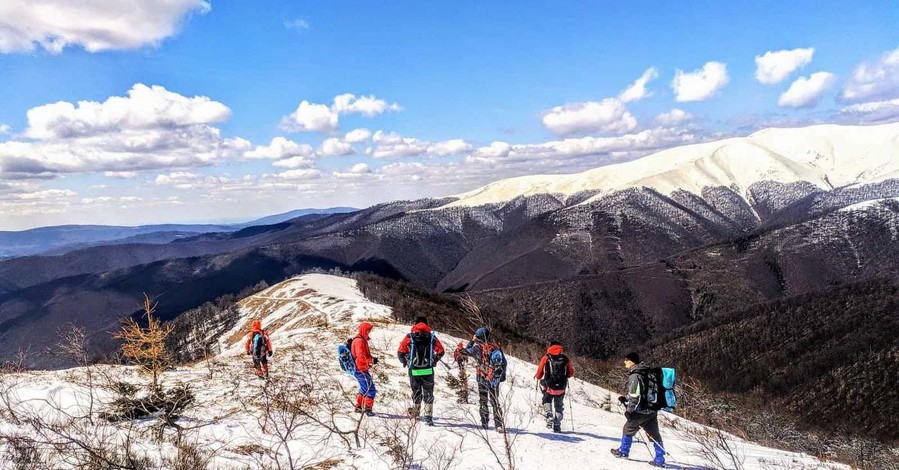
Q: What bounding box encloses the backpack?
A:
[639,366,677,411]
[408,331,436,375]
[483,343,507,384]
[252,332,269,358]
[337,337,356,374]
[544,354,569,390]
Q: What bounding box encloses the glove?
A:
[489,377,501,388]
[618,396,627,405]
[267,351,272,358]
[400,361,408,368]
[373,357,379,365]
[625,411,632,420]
[539,379,547,391]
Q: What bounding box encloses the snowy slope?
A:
[441,122,899,209]
[0,274,845,469]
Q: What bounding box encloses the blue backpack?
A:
[337,338,356,374]
[487,346,507,385]
[644,367,677,411]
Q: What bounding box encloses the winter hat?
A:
[625,352,640,364]
[415,316,428,325]
[252,320,262,331]
[474,327,489,341]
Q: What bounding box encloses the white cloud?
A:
[154,171,232,190]
[672,62,729,102]
[333,94,402,116]
[245,137,314,160]
[0,84,248,180]
[0,125,10,135]
[841,47,899,103]
[281,94,401,133]
[838,98,899,123]
[466,127,697,165]
[754,48,814,85]
[25,83,230,140]
[272,156,314,169]
[103,171,138,179]
[0,0,209,54]
[653,109,693,126]
[281,101,339,132]
[778,72,836,108]
[275,169,322,181]
[318,137,355,157]
[333,163,372,179]
[619,67,659,103]
[343,128,372,143]
[428,139,472,157]
[369,131,471,158]
[542,98,637,136]
[284,19,310,31]
[470,141,512,161]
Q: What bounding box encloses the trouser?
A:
[477,380,504,427]
[542,391,565,424]
[354,370,377,411]
[620,411,665,465]
[410,373,435,404]
[252,356,269,377]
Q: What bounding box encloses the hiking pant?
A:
[621,411,665,464]
[477,380,504,427]
[252,356,269,377]
[542,391,565,423]
[354,370,377,411]
[409,373,435,405]
[354,371,377,398]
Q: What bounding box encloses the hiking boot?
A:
[552,423,562,433]
[364,410,375,417]
[649,462,666,468]
[610,448,628,458]
[421,415,434,426]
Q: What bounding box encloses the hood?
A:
[358,321,373,340]
[628,363,650,375]
[411,322,432,334]
[251,320,262,331]
[547,344,564,355]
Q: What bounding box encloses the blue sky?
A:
[0,1,897,230]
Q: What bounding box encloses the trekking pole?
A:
[567,383,575,432]
[438,358,453,370]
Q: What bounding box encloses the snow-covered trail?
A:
[0,274,845,469]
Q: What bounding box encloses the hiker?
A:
[534,340,574,433]
[611,352,666,468]
[397,316,445,425]
[244,320,273,379]
[453,341,469,403]
[459,326,506,431]
[351,321,379,415]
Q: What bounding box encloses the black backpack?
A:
[544,354,569,390]
[408,331,436,370]
[637,366,677,411]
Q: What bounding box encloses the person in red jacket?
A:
[535,340,574,433]
[396,317,445,425]
[351,321,378,415]
[244,320,274,379]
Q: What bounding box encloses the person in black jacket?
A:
[611,352,666,467]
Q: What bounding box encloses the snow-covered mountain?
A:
[441,122,899,209]
[0,274,846,469]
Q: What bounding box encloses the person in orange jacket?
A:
[535,340,574,433]
[244,320,273,379]
[396,317,445,425]
[351,322,378,415]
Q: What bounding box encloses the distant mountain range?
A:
[1,122,897,443]
[0,207,357,259]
